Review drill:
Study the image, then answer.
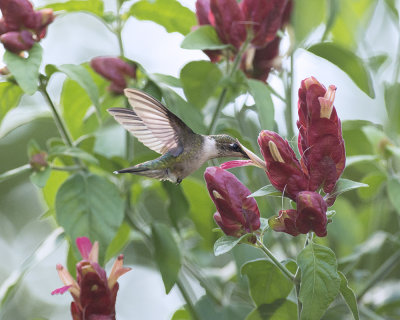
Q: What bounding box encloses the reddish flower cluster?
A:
[90,57,136,94]
[0,0,54,54]
[52,237,131,320]
[204,166,260,238]
[195,0,292,81]
[218,77,345,237]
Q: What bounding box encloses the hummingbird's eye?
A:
[230,143,241,151]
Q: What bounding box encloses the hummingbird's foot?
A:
[176,178,182,185]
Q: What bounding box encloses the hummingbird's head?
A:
[211,135,250,159]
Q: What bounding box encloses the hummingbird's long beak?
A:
[240,144,267,170]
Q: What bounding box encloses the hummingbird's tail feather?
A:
[114,166,168,180]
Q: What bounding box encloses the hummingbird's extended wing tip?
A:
[113,170,120,174]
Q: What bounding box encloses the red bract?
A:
[240,0,288,48]
[220,77,344,237]
[91,57,136,94]
[0,30,35,53]
[297,77,346,194]
[204,166,260,237]
[0,0,54,54]
[52,237,131,320]
[295,191,328,237]
[194,0,292,81]
[258,130,308,200]
[241,36,281,81]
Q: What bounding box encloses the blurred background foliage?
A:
[0,0,400,319]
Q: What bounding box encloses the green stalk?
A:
[0,164,31,182]
[39,80,74,148]
[176,275,201,320]
[357,249,400,300]
[207,37,252,135]
[256,239,295,282]
[284,53,295,138]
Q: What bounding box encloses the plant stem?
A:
[266,83,286,103]
[39,80,74,148]
[284,53,294,138]
[176,275,201,320]
[0,164,31,182]
[294,268,302,319]
[256,239,295,282]
[207,38,251,135]
[115,0,125,57]
[51,165,83,171]
[357,249,400,300]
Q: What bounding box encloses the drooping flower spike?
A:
[219,77,345,237]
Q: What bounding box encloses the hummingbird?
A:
[107,88,250,184]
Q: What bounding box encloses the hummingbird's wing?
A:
[108,89,194,156]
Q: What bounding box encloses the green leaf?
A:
[180,61,222,109]
[338,271,359,320]
[150,73,182,88]
[247,79,275,130]
[171,309,190,320]
[48,145,99,164]
[181,177,216,249]
[152,222,181,293]
[162,183,189,230]
[384,0,399,22]
[130,0,196,35]
[248,185,282,198]
[55,173,124,262]
[384,83,400,135]
[293,0,326,43]
[246,300,297,320]
[3,43,42,94]
[214,234,253,256]
[195,295,252,320]
[368,54,389,73]
[105,222,131,263]
[30,166,51,188]
[241,259,293,306]
[0,81,23,124]
[57,64,101,116]
[326,178,368,200]
[345,155,378,166]
[307,43,375,98]
[358,172,386,200]
[181,25,230,50]
[297,243,341,320]
[42,0,104,15]
[161,87,206,133]
[387,176,400,216]
[0,228,64,306]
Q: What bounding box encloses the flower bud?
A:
[269,209,299,236]
[297,77,345,194]
[258,130,308,200]
[210,0,246,50]
[0,30,35,53]
[29,151,48,172]
[204,166,260,237]
[295,191,327,237]
[91,57,136,94]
